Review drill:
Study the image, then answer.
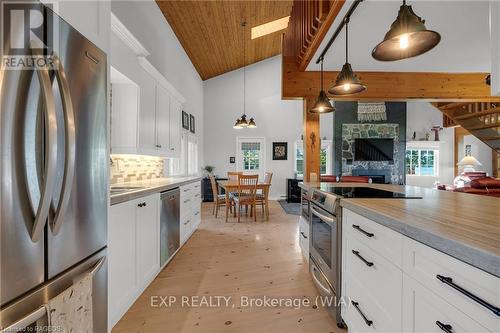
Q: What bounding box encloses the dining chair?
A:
[227,171,243,182]
[232,174,258,222]
[209,174,230,218]
[256,172,273,221]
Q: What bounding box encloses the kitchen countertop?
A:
[110,176,201,205]
[300,182,500,278]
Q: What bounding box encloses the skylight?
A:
[251,16,290,40]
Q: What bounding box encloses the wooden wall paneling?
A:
[303,96,320,182]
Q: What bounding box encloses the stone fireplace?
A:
[333,102,407,185]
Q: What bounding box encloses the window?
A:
[187,134,198,175]
[295,140,332,177]
[241,142,261,170]
[406,149,438,176]
[165,133,186,176]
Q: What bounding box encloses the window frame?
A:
[294,140,333,177]
[405,148,440,177]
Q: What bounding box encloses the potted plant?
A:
[202,165,215,178]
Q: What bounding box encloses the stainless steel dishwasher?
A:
[160,188,180,266]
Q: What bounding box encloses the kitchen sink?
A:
[110,186,146,195]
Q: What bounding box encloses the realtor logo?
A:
[1,1,55,69]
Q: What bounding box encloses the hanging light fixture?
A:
[310,57,335,113]
[328,18,366,96]
[372,0,440,61]
[233,21,256,129]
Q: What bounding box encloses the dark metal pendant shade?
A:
[311,90,335,113]
[328,63,366,96]
[372,2,441,61]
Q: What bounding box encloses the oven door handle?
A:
[310,206,335,226]
[311,265,332,296]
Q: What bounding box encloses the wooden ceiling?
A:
[156,0,293,80]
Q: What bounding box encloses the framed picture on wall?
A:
[182,111,189,130]
[272,142,288,160]
[189,114,195,133]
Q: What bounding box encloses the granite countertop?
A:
[110,176,201,205]
[300,182,500,278]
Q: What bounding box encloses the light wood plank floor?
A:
[113,201,341,333]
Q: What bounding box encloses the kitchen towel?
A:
[45,272,93,333]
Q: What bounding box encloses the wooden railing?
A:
[433,102,500,153]
[283,0,345,70]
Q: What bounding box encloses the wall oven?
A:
[309,189,344,328]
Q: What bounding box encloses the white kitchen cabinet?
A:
[156,84,171,155]
[108,199,137,330]
[169,97,182,156]
[341,209,500,333]
[491,2,500,96]
[136,57,184,158]
[108,193,160,330]
[180,182,201,245]
[110,83,139,154]
[138,68,158,156]
[136,195,160,289]
[41,0,110,53]
[402,275,490,333]
[298,216,309,262]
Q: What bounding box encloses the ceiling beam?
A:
[282,56,500,102]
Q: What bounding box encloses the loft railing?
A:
[283,0,344,70]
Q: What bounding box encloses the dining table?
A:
[217,180,271,222]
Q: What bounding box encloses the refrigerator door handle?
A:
[29,41,58,242]
[1,306,47,332]
[50,54,76,235]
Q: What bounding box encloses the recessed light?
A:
[251,16,290,40]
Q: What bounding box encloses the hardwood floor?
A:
[113,200,341,333]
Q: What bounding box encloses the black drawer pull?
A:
[351,301,373,326]
[352,224,374,238]
[436,321,453,333]
[436,275,500,316]
[352,250,374,267]
[137,202,146,207]
[300,232,308,239]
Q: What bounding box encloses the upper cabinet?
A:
[41,0,110,53]
[491,2,500,96]
[136,58,184,158]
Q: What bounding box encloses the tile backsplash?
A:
[110,154,164,184]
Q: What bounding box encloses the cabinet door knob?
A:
[156,144,162,148]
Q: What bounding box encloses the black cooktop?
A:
[318,185,422,199]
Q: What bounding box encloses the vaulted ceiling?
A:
[156,0,293,80]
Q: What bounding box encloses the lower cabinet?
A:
[108,193,159,330]
[180,182,202,245]
[298,216,309,262]
[341,209,500,333]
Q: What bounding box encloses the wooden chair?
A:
[256,172,273,221]
[227,171,243,182]
[209,174,230,218]
[232,174,258,222]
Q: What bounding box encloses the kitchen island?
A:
[300,182,500,333]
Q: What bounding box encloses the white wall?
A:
[111,0,204,170]
[204,56,304,199]
[406,101,455,187]
[460,135,493,176]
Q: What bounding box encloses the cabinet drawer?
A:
[343,209,403,267]
[402,275,490,333]
[403,238,500,332]
[343,232,403,332]
[180,183,195,198]
[343,269,402,333]
[180,213,193,244]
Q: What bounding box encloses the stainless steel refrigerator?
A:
[1,1,108,331]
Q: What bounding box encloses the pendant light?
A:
[233,21,256,129]
[372,0,441,61]
[310,58,335,113]
[328,18,366,96]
